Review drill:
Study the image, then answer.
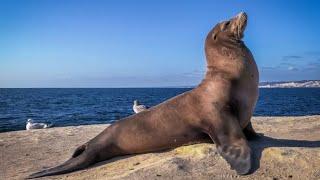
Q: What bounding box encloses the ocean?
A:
[0,88,319,133]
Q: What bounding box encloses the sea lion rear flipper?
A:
[27,144,94,179]
[206,116,252,175]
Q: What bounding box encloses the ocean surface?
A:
[0,88,319,133]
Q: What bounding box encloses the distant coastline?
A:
[259,80,320,88]
[170,80,320,88]
[155,80,320,88]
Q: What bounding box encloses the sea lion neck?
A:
[202,41,247,82]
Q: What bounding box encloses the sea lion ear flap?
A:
[212,33,217,41]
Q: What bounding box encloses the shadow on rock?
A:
[249,135,320,174]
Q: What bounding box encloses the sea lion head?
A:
[208,12,247,44]
[205,12,250,75]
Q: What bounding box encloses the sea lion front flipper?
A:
[217,137,251,175]
[206,116,252,175]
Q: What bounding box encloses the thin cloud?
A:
[288,66,299,71]
[261,66,277,70]
[282,55,303,61]
[182,69,205,77]
[304,51,320,56]
[307,62,320,67]
[303,67,319,71]
[302,62,320,71]
[280,62,295,66]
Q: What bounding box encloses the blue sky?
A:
[0,0,319,87]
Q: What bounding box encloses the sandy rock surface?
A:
[1,116,319,180]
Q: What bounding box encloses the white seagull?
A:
[26,118,52,130]
[133,100,147,113]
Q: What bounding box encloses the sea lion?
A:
[28,11,259,178]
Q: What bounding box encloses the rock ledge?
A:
[1,116,319,180]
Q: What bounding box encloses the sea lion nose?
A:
[236,12,247,19]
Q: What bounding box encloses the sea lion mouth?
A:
[232,12,247,39]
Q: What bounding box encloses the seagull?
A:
[133,100,147,113]
[26,118,52,130]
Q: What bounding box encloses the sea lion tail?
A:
[27,144,95,179]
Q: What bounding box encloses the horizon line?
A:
[1,79,319,89]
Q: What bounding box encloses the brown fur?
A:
[28,12,259,178]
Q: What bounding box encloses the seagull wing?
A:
[133,105,147,113]
[136,105,147,112]
[30,123,47,129]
